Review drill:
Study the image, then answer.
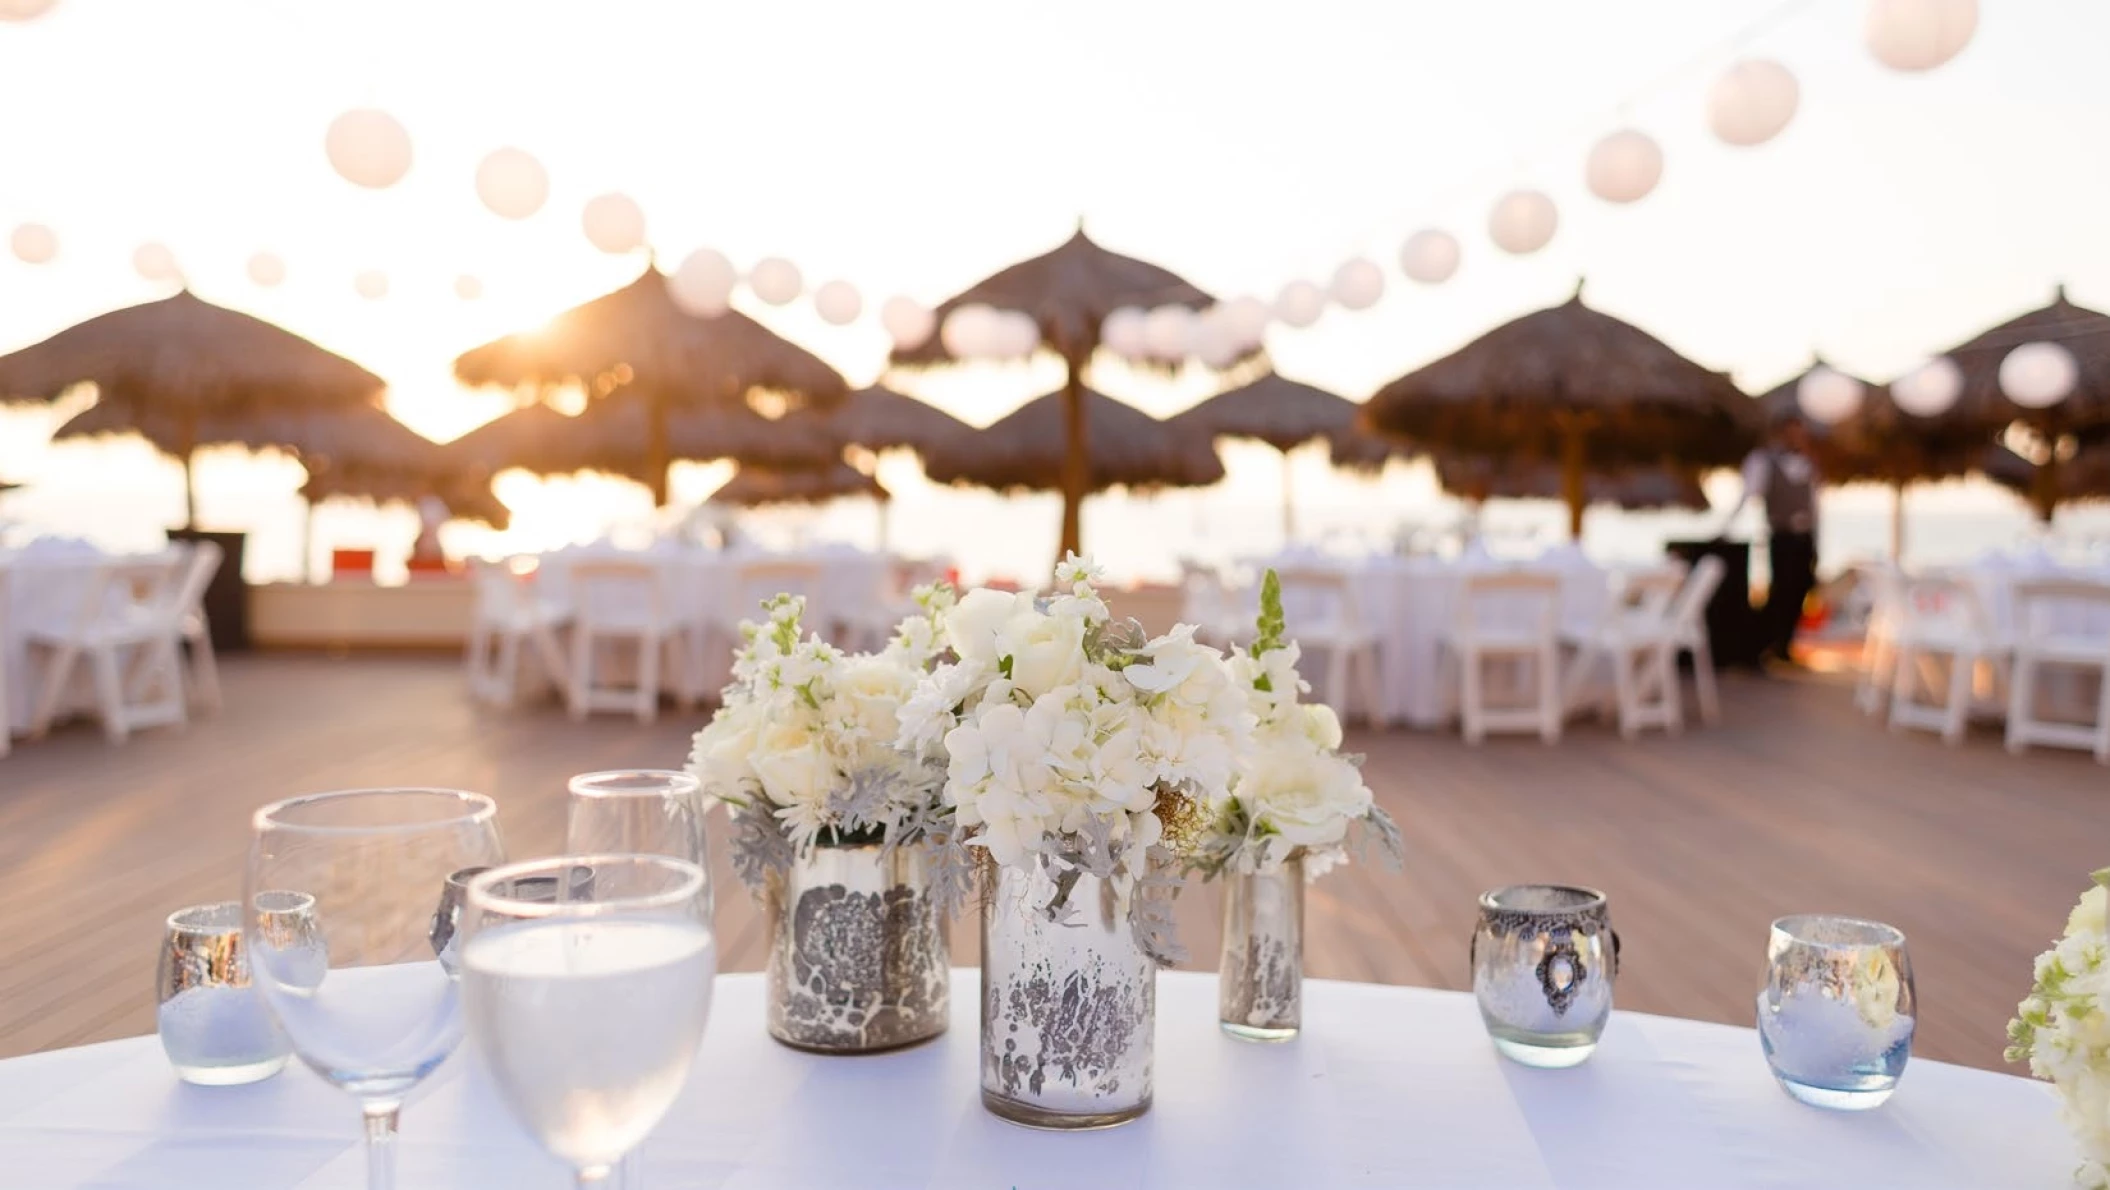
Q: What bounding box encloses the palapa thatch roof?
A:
[1754,363,1999,487]
[1433,454,1710,512]
[0,290,383,415]
[920,388,1225,494]
[1168,373,1360,452]
[784,384,970,456]
[710,460,888,507]
[449,392,841,486]
[1983,440,2110,507]
[452,267,847,414]
[1942,288,2110,439]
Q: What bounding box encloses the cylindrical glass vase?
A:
[981,859,1155,1129]
[1219,856,1304,1041]
[765,840,949,1053]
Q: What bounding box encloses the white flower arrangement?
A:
[2009,869,2110,1188]
[897,555,1253,960]
[1192,570,1402,880]
[689,585,969,904]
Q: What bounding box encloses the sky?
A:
[0,0,2104,580]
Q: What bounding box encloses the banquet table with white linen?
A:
[0,540,136,736]
[0,971,2069,1189]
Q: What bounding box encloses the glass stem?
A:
[616,1152,640,1189]
[362,1104,400,1190]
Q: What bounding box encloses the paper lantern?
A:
[670,248,737,317]
[1143,305,1196,360]
[324,109,412,190]
[1273,281,1325,329]
[1891,357,1962,417]
[812,279,863,327]
[747,256,802,306]
[580,192,646,255]
[1219,296,1272,348]
[1189,312,1246,370]
[1488,189,1558,255]
[1399,229,1461,284]
[880,295,936,350]
[353,270,389,300]
[475,147,549,220]
[940,304,1002,359]
[454,274,485,302]
[990,311,1041,360]
[245,252,286,287]
[1101,307,1150,358]
[1999,342,2078,409]
[10,223,56,264]
[1707,59,1799,148]
[1865,0,1977,73]
[132,242,178,283]
[0,0,59,20]
[1330,258,1385,311]
[1796,366,1865,425]
[1586,129,1664,204]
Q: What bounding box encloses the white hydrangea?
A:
[2010,871,2110,1188]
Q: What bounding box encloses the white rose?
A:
[1122,625,1210,695]
[749,719,836,808]
[945,588,1025,665]
[2068,885,2108,941]
[1239,748,1371,850]
[688,708,759,798]
[839,656,914,743]
[1002,610,1085,698]
[1302,703,1344,751]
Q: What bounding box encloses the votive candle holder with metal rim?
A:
[1471,884,1619,1068]
[157,899,301,1085]
[1757,914,1915,1111]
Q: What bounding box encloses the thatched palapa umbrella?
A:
[449,390,841,489]
[453,266,848,504]
[711,460,888,507]
[1936,287,2110,519]
[890,225,1243,558]
[1360,286,1755,537]
[921,388,1224,497]
[784,384,971,457]
[1432,453,1709,512]
[0,290,385,526]
[1168,372,1361,539]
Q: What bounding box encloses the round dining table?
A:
[0,971,2071,1189]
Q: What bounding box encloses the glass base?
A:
[173,1055,289,1086]
[1774,1075,1897,1111]
[1492,1036,1597,1068]
[768,1026,946,1056]
[1221,1020,1299,1043]
[981,1089,1151,1131]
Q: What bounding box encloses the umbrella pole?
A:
[303,499,317,584]
[1559,419,1586,539]
[1890,481,1906,560]
[179,412,199,530]
[1281,450,1296,543]
[2032,455,2059,524]
[1058,353,1089,565]
[646,391,671,507]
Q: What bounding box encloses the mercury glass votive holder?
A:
[1472,885,1619,1068]
[1757,915,1915,1110]
[157,900,296,1085]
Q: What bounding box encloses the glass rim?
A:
[1770,914,1906,949]
[252,787,497,836]
[1479,884,1608,914]
[166,901,241,935]
[465,853,706,920]
[566,769,703,800]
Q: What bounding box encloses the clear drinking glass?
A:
[462,855,718,1187]
[566,771,712,919]
[157,899,296,1084]
[245,788,505,1190]
[1757,915,1916,1110]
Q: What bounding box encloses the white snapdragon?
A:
[2011,871,2110,1188]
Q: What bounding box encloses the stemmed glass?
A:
[461,855,718,1187]
[245,788,505,1190]
[566,770,712,917]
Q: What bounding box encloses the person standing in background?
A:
[1725,414,1821,666]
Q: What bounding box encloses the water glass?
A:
[246,788,505,1190]
[1757,915,1916,1110]
[157,899,296,1085]
[462,854,717,1187]
[567,769,712,919]
[1472,885,1619,1068]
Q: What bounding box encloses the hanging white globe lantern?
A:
[1891,357,1963,417]
[813,279,863,326]
[454,274,485,302]
[475,147,549,220]
[0,0,60,21]
[940,304,1002,359]
[1273,281,1326,329]
[992,311,1041,360]
[1101,306,1150,358]
[1219,296,1272,348]
[670,248,737,317]
[746,256,803,306]
[880,295,936,350]
[353,270,389,300]
[1585,129,1664,204]
[1329,257,1386,311]
[132,242,179,283]
[245,252,286,287]
[580,192,646,255]
[1399,229,1461,284]
[1865,0,1977,73]
[324,109,412,190]
[1488,189,1558,255]
[1707,59,1799,147]
[1797,366,1865,425]
[1999,341,2079,409]
[1143,305,1196,360]
[1189,312,1246,370]
[10,223,56,264]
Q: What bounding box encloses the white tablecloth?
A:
[0,971,2070,1189]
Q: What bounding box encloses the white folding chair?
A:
[172,540,223,713]
[1560,565,1683,740]
[1668,555,1726,725]
[1888,573,2009,745]
[568,558,689,723]
[26,550,190,743]
[723,558,829,636]
[1441,570,1564,745]
[464,558,572,707]
[1854,563,1908,717]
[2004,578,2110,764]
[1177,560,1247,649]
[1273,564,1384,724]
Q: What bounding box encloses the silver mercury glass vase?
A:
[1219,855,1304,1041]
[765,839,949,1053]
[981,858,1155,1129]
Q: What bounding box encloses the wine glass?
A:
[245,788,504,1190]
[566,770,712,918]
[461,855,717,1187]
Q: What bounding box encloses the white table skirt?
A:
[0,970,2071,1189]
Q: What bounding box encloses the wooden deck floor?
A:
[1,652,2101,1072]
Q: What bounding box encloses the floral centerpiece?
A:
[1189,570,1402,1040]
[899,554,1250,1127]
[2008,869,2110,1187]
[688,585,967,1053]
